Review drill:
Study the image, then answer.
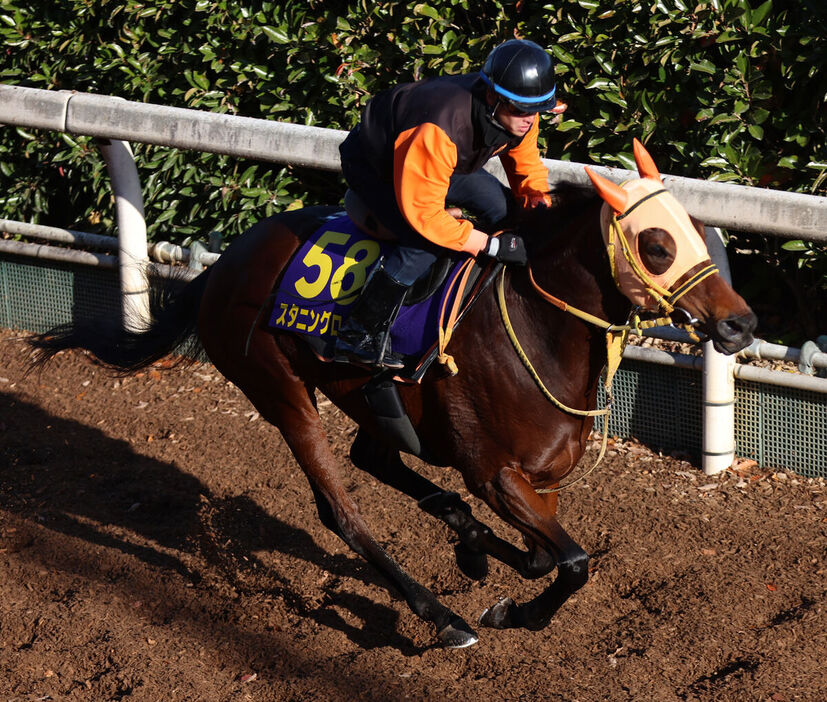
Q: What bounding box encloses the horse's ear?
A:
[633,138,662,183]
[585,166,629,213]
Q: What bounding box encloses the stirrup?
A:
[379,349,405,370]
[334,334,405,370]
[336,348,405,370]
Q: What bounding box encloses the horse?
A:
[30,141,756,648]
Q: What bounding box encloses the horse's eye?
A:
[638,228,676,274]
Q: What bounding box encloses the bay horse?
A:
[31,141,756,648]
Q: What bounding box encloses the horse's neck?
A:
[495,205,631,400]
[526,206,629,325]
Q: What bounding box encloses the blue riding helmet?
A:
[480,39,557,114]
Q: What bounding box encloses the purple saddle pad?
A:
[268,214,469,359]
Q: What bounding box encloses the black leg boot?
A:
[334,267,408,369]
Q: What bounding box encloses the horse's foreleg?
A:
[349,428,448,502]
[350,429,561,581]
[419,490,562,582]
[475,467,589,631]
[264,404,478,647]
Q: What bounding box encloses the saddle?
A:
[268,206,499,383]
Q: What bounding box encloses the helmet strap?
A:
[486,101,510,133]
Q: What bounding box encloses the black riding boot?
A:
[334,267,408,369]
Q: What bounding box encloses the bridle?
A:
[496,184,719,493]
[605,189,719,318]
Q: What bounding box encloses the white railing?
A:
[2,85,825,240]
[2,84,826,475]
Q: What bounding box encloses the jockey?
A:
[335,39,565,369]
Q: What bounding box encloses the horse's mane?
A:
[519,182,602,260]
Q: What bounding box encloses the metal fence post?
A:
[96,138,150,332]
[702,226,736,474]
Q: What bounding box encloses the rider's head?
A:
[480,39,558,137]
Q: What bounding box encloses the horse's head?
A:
[584,139,756,354]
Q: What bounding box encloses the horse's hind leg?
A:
[241,379,478,647]
[349,428,490,580]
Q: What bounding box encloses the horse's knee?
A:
[558,550,590,590]
[419,491,471,523]
[523,547,557,579]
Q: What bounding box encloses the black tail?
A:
[30,268,212,374]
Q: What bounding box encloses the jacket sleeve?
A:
[393,123,485,253]
[498,118,551,204]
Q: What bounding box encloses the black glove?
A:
[484,233,528,265]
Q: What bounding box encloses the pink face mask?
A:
[586,140,716,311]
[598,178,712,309]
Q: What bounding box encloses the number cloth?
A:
[268,214,476,360]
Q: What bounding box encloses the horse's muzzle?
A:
[712,311,757,355]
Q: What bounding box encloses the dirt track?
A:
[1,329,826,701]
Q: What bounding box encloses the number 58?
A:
[294,230,381,304]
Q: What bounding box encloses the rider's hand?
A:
[484,233,528,265]
[549,101,568,127]
[522,190,553,209]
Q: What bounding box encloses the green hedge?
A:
[1,0,825,339]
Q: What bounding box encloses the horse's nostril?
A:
[717,312,757,341]
[722,319,742,338]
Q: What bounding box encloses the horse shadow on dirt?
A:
[0,390,430,656]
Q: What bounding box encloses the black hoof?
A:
[437,616,479,648]
[454,543,488,580]
[478,597,517,629]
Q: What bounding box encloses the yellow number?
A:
[294,230,351,299]
[330,239,382,304]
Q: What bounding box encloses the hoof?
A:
[478,597,516,629]
[437,617,479,649]
[454,543,488,581]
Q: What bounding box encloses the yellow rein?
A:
[496,268,618,492]
[495,212,718,494]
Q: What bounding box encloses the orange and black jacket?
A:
[352,74,550,253]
